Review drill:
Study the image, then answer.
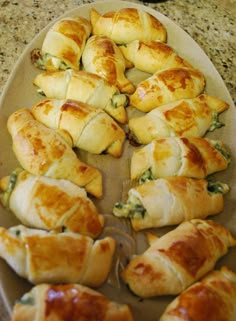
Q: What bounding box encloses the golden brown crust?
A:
[128,94,229,144]
[130,137,230,180]
[129,67,205,112]
[33,69,128,124]
[160,266,236,321]
[32,99,126,157]
[0,171,104,238]
[91,8,167,44]
[82,35,135,94]
[120,40,192,74]
[7,109,103,198]
[11,283,134,321]
[40,16,91,70]
[179,137,230,176]
[0,225,115,286]
[121,219,236,297]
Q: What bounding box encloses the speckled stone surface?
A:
[0,0,235,104]
[0,0,235,319]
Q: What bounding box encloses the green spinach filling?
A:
[207,181,229,194]
[37,88,46,96]
[212,141,231,163]
[35,53,71,71]
[209,111,225,132]
[113,195,146,219]
[139,168,154,184]
[111,93,128,108]
[1,169,21,207]
[17,293,34,306]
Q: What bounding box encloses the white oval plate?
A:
[0,1,235,319]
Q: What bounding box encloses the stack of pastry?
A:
[0,5,234,321]
[89,6,233,321]
[104,6,235,319]
[0,14,128,321]
[0,106,119,289]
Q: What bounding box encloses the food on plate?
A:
[131,137,231,182]
[31,16,91,71]
[121,219,236,297]
[0,169,104,238]
[32,99,126,157]
[82,35,135,94]
[159,266,236,321]
[129,67,205,112]
[90,7,167,44]
[0,3,234,320]
[33,69,128,124]
[119,40,192,74]
[113,177,229,230]
[0,225,115,286]
[128,94,229,145]
[11,283,134,321]
[7,109,102,198]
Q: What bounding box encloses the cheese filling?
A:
[35,52,71,71]
[139,168,154,184]
[1,169,21,208]
[209,111,225,132]
[110,92,128,109]
[207,181,229,194]
[113,195,146,219]
[211,141,231,163]
[17,292,35,306]
[37,88,46,96]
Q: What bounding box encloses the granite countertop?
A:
[0,0,235,320]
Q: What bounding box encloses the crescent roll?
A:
[129,94,229,145]
[0,225,115,286]
[31,16,91,71]
[90,8,167,44]
[11,283,134,321]
[113,177,229,230]
[121,219,236,297]
[7,109,102,198]
[0,170,104,238]
[129,67,205,112]
[120,40,192,74]
[131,137,231,182]
[32,99,125,157]
[33,69,128,124]
[82,35,135,94]
[160,266,236,321]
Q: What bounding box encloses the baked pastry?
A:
[7,109,102,198]
[128,94,229,145]
[0,225,115,286]
[31,16,91,71]
[113,177,229,230]
[0,169,104,238]
[82,35,135,94]
[11,283,134,321]
[159,266,236,321]
[120,40,192,74]
[129,67,205,112]
[32,99,126,157]
[90,7,167,44]
[121,219,236,297]
[131,137,231,182]
[33,69,128,124]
